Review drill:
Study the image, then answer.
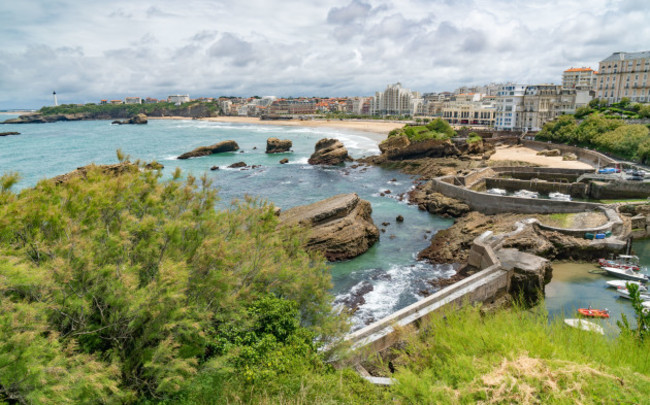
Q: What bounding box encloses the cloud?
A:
[0,0,649,109]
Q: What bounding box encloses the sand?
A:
[489,145,595,169]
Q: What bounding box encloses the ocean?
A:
[0,115,454,328]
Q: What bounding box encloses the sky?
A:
[0,0,648,109]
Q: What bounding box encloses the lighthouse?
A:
[53,91,58,106]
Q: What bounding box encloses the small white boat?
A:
[487,188,507,196]
[514,189,539,199]
[602,266,649,282]
[643,301,650,310]
[564,318,604,334]
[549,192,572,201]
[606,280,647,291]
[615,287,650,301]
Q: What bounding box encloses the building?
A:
[267,99,317,116]
[124,97,142,104]
[371,83,421,116]
[168,95,190,105]
[110,100,123,105]
[99,99,108,105]
[562,68,596,90]
[520,85,561,131]
[596,51,650,103]
[494,84,526,130]
[441,93,496,127]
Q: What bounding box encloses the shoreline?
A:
[150,116,403,143]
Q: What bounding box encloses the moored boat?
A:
[615,287,650,301]
[564,318,605,334]
[598,255,641,272]
[487,188,506,196]
[606,280,647,290]
[601,266,648,282]
[514,189,539,198]
[549,192,571,201]
[577,308,610,318]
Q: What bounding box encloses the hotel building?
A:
[596,51,650,103]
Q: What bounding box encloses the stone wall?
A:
[484,178,589,198]
[428,176,604,214]
[589,180,650,200]
[522,140,617,166]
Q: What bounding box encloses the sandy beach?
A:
[489,145,595,169]
[150,116,403,143]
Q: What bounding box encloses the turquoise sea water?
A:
[0,115,453,328]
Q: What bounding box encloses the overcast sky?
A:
[0,0,648,109]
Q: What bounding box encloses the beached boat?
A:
[602,266,649,282]
[606,280,647,290]
[564,318,604,334]
[577,308,610,318]
[615,287,650,301]
[549,192,572,201]
[513,189,539,198]
[487,188,507,196]
[598,255,641,272]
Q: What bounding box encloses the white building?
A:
[168,95,190,105]
[562,67,596,91]
[494,84,526,130]
[124,97,142,104]
[371,83,421,116]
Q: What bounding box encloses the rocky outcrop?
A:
[279,158,289,164]
[50,162,139,185]
[144,161,164,170]
[112,113,148,125]
[378,135,410,154]
[308,138,352,165]
[409,189,471,218]
[266,137,292,153]
[228,161,247,168]
[536,149,561,157]
[177,140,239,159]
[2,113,88,124]
[496,248,552,305]
[385,139,461,161]
[279,193,379,261]
[0,132,20,136]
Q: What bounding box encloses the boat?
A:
[598,255,641,272]
[643,301,650,310]
[601,266,649,282]
[513,189,539,199]
[577,308,610,318]
[606,280,647,291]
[549,192,572,201]
[615,287,650,301]
[564,318,604,334]
[487,188,507,196]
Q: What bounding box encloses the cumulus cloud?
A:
[0,0,648,108]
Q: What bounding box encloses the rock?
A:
[266,137,293,153]
[0,131,20,136]
[562,152,578,161]
[411,191,470,218]
[497,248,552,305]
[536,149,561,157]
[279,158,289,164]
[239,150,244,153]
[50,162,138,185]
[384,189,391,194]
[384,139,461,161]
[334,281,374,311]
[279,193,379,261]
[112,113,148,125]
[177,140,239,159]
[379,135,410,154]
[389,235,396,239]
[253,146,257,150]
[381,222,390,227]
[228,161,247,168]
[144,161,164,170]
[396,215,404,222]
[210,165,219,171]
[308,138,352,165]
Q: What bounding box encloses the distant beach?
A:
[150,116,403,143]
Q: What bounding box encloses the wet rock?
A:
[279,193,379,261]
[497,248,552,305]
[0,131,20,136]
[266,137,293,153]
[396,215,404,222]
[228,161,247,168]
[381,228,386,233]
[379,135,410,154]
[239,150,244,153]
[381,222,390,227]
[253,146,257,150]
[144,161,164,170]
[279,158,289,164]
[112,113,148,125]
[177,140,239,159]
[410,190,470,218]
[384,189,391,194]
[389,234,397,239]
[335,281,374,311]
[308,138,352,165]
[210,165,219,171]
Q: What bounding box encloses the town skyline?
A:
[1,0,649,109]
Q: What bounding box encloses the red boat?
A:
[578,308,609,318]
[598,255,640,272]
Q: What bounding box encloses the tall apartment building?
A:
[442,93,496,127]
[371,83,421,116]
[520,85,561,131]
[596,51,650,103]
[494,84,526,130]
[562,68,596,90]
